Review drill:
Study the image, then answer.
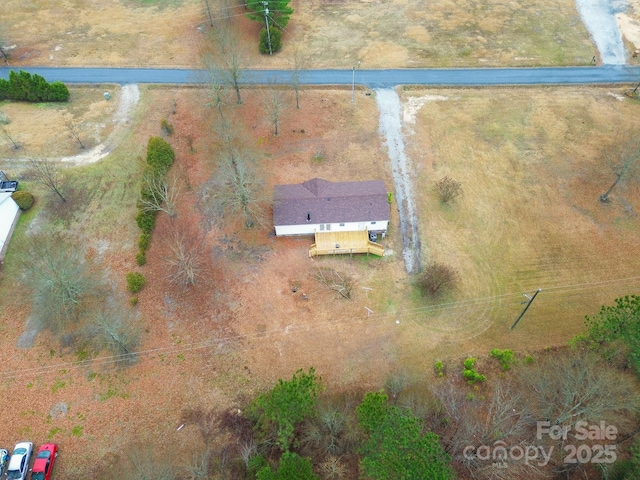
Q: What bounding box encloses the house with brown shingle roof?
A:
[273,178,390,238]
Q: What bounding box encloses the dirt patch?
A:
[618,0,640,51]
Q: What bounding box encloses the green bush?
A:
[126,272,146,293]
[463,357,476,370]
[462,357,486,384]
[490,349,515,371]
[135,251,146,266]
[462,369,486,383]
[11,191,35,210]
[259,27,282,54]
[146,137,174,176]
[135,209,157,234]
[0,70,70,102]
[434,360,445,377]
[138,233,151,252]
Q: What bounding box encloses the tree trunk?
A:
[204,0,214,26]
[600,174,622,202]
[53,187,66,203]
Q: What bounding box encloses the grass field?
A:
[0,86,120,159]
[0,0,614,68]
[393,86,640,371]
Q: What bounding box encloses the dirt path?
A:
[2,84,140,167]
[57,84,140,165]
[375,88,421,274]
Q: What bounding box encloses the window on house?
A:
[371,221,377,225]
[326,224,331,231]
[339,223,345,227]
[319,224,325,231]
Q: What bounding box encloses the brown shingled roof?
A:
[273,178,390,226]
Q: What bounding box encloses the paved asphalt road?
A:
[2,65,640,87]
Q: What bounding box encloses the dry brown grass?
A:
[0,86,120,158]
[0,0,629,69]
[396,86,640,370]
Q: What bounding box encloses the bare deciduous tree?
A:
[432,380,543,480]
[29,158,66,202]
[600,132,640,202]
[186,449,211,480]
[418,262,458,296]
[221,156,265,228]
[319,456,347,480]
[139,173,181,217]
[20,234,101,332]
[290,48,309,109]
[0,29,10,64]
[123,444,175,480]
[314,267,353,299]
[204,22,245,105]
[517,351,639,477]
[434,176,463,204]
[521,351,639,429]
[263,86,287,136]
[204,119,267,228]
[87,303,141,364]
[204,68,228,119]
[239,439,257,470]
[163,221,207,287]
[64,117,85,149]
[0,123,20,150]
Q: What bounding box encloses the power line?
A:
[1,275,638,380]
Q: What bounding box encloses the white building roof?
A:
[0,192,20,256]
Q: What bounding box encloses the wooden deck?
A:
[309,230,384,257]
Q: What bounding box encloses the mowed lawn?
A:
[393,87,640,369]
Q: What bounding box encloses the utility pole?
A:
[510,289,541,330]
[263,1,273,55]
[351,66,355,103]
[351,61,361,104]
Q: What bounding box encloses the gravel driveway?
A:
[375,88,421,274]
[577,0,627,64]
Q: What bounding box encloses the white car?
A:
[6,442,32,480]
[0,449,8,476]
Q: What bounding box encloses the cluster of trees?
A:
[577,293,640,376]
[113,336,639,480]
[0,70,69,102]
